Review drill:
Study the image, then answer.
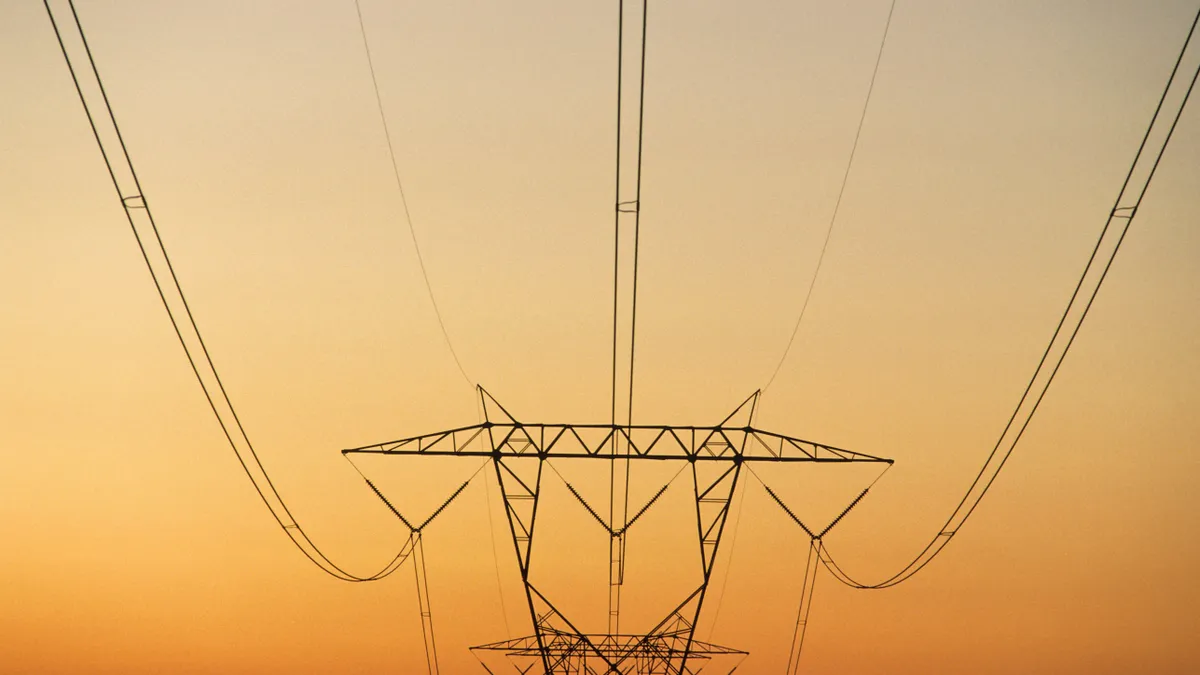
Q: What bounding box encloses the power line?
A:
[763,0,897,393]
[44,0,413,583]
[352,0,474,389]
[784,539,821,675]
[606,0,652,636]
[819,5,1200,589]
[626,0,650,430]
[413,533,442,675]
[609,0,652,428]
[622,1,650,635]
[610,0,625,429]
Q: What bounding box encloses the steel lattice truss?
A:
[342,391,889,466]
[471,603,746,675]
[344,388,892,674]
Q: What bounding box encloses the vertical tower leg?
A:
[493,456,551,674]
[675,460,742,675]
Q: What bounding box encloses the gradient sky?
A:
[2,1,1199,673]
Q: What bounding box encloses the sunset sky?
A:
[2,1,1198,673]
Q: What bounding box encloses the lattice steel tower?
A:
[346,388,889,675]
[344,5,892,673]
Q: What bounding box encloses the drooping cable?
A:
[607,0,653,636]
[763,0,897,393]
[412,532,442,675]
[607,7,625,631]
[610,0,625,429]
[352,0,474,389]
[625,0,650,431]
[609,0,652,425]
[623,2,651,547]
[819,7,1200,589]
[44,0,410,583]
[784,539,821,675]
[607,4,627,610]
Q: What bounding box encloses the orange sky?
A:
[2,1,1199,673]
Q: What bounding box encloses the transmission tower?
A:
[346,388,890,675]
[341,2,895,672]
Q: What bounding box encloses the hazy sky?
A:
[2,1,1198,673]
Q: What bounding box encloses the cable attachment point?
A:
[617,200,639,213]
[122,194,146,209]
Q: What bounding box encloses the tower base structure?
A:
[471,630,746,675]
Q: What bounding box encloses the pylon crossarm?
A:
[343,423,892,464]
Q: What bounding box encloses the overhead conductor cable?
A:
[44,0,419,583]
[352,0,474,389]
[820,6,1200,589]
